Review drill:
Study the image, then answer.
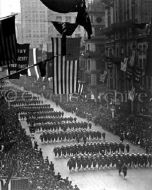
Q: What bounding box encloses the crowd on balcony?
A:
[0,96,80,190]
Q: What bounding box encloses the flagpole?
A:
[0,55,62,81]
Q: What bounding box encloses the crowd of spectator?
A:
[0,92,80,190]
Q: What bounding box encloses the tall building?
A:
[80,0,106,99]
[20,0,49,48]
[20,0,85,49]
[104,0,152,113]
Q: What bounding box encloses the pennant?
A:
[52,21,78,36]
[128,87,135,101]
[52,37,80,94]
[121,57,128,72]
[17,43,30,75]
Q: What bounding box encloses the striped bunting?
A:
[52,38,79,94]
[0,15,17,66]
[0,15,18,78]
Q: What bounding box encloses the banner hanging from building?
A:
[17,43,30,75]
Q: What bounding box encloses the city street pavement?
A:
[9,83,152,190]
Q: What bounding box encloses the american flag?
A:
[0,15,18,78]
[52,38,80,94]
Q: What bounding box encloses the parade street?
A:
[14,84,152,190]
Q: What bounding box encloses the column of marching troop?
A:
[9,89,152,175]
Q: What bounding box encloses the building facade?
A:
[20,0,85,49]
[104,0,152,113]
[80,0,106,99]
[20,0,49,48]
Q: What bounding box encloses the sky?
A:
[0,0,20,17]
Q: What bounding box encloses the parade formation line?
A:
[8,82,152,190]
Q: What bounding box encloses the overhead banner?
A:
[17,43,30,75]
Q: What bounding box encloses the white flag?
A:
[121,58,128,72]
[100,70,107,82]
[128,87,135,101]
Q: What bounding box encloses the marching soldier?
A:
[126,143,130,153]
[122,163,128,179]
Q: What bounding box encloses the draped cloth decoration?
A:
[0,15,19,79]
[40,0,82,13]
[40,0,92,39]
[52,22,78,36]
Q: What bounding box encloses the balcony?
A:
[104,20,134,35]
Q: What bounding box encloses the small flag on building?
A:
[128,87,135,101]
[100,70,107,82]
[121,57,128,72]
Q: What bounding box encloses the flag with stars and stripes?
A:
[51,37,80,94]
[0,15,18,79]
